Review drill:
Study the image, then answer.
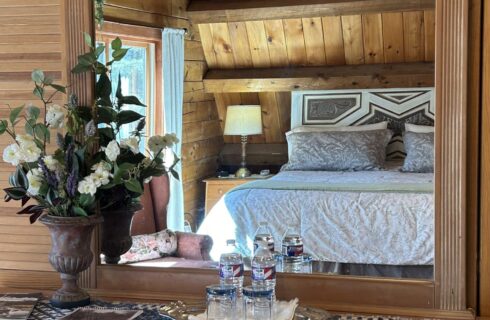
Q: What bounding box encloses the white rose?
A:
[26,169,43,196]
[77,179,97,196]
[148,135,166,154]
[3,144,22,166]
[90,170,110,187]
[15,134,35,146]
[104,140,120,162]
[46,104,65,128]
[120,137,140,154]
[91,161,111,173]
[20,143,42,163]
[43,155,60,171]
[165,133,180,145]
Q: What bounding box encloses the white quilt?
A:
[198,164,434,265]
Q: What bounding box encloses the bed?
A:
[197,88,435,278]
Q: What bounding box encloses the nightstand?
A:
[203,175,272,215]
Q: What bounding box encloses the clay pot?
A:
[39,214,102,309]
[100,204,142,264]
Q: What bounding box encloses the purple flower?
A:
[66,166,78,197]
[39,158,59,189]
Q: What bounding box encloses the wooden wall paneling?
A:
[212,93,241,143]
[403,11,426,62]
[434,0,469,311]
[275,92,292,136]
[465,0,482,313]
[258,93,284,143]
[198,24,218,68]
[480,0,490,315]
[105,0,172,17]
[264,20,289,67]
[381,12,405,63]
[209,23,235,69]
[228,22,253,68]
[245,21,271,68]
[321,16,346,65]
[283,19,308,66]
[424,10,436,61]
[341,15,365,65]
[362,13,384,64]
[186,0,436,24]
[302,17,327,65]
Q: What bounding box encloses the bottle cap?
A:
[226,239,236,246]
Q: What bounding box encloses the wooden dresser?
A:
[203,176,270,215]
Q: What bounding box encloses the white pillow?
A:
[405,123,434,133]
[286,121,388,136]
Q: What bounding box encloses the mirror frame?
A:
[65,0,477,317]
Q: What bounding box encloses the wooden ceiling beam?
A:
[203,62,434,93]
[187,0,435,24]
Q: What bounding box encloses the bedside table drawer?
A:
[207,183,236,199]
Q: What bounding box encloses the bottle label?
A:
[252,266,276,281]
[282,244,304,257]
[219,263,244,279]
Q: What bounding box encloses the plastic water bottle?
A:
[253,222,275,254]
[251,241,276,299]
[219,239,244,298]
[281,224,303,259]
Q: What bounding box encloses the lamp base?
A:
[235,167,251,178]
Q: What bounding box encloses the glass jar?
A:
[242,286,273,320]
[206,284,237,320]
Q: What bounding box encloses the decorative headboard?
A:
[291,88,435,159]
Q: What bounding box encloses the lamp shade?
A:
[223,105,263,136]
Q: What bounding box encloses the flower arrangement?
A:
[1,35,179,222]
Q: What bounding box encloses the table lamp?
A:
[223,105,263,178]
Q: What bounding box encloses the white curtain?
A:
[162,28,185,232]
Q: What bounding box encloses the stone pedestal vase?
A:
[39,214,103,309]
[101,204,142,264]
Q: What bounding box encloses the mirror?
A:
[97,7,436,282]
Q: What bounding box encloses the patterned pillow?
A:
[118,229,177,264]
[282,129,392,171]
[401,132,434,173]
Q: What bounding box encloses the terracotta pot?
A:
[39,214,102,309]
[101,204,142,264]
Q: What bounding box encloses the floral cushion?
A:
[401,132,434,173]
[119,229,178,264]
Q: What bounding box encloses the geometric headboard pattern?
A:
[291,88,435,159]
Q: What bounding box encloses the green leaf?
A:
[4,187,27,200]
[26,106,40,121]
[73,206,88,217]
[124,179,143,194]
[33,86,43,99]
[75,106,93,122]
[34,123,50,143]
[44,77,53,85]
[0,120,8,135]
[97,106,117,124]
[95,44,105,58]
[72,63,91,74]
[95,73,112,100]
[78,52,96,66]
[170,168,180,181]
[115,74,123,100]
[79,194,95,207]
[119,95,146,107]
[113,162,135,184]
[117,110,144,126]
[112,48,129,61]
[111,37,122,51]
[83,32,93,48]
[9,106,24,125]
[31,69,45,83]
[50,84,66,94]
[15,166,28,189]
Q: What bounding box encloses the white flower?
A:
[91,161,111,173]
[148,134,179,154]
[120,137,140,154]
[90,170,110,187]
[144,176,153,184]
[3,144,22,166]
[46,104,65,128]
[43,155,60,171]
[15,134,35,146]
[26,169,43,196]
[104,140,120,162]
[77,179,97,196]
[20,143,42,163]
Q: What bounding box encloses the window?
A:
[96,36,157,153]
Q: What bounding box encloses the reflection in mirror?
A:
[98,10,435,282]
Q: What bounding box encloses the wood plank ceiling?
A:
[198,10,435,144]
